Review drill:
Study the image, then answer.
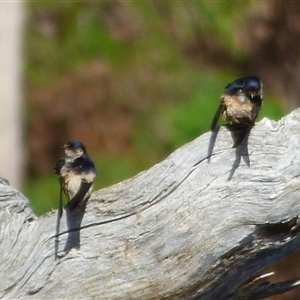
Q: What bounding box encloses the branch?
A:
[1,109,300,300]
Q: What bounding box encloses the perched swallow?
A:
[54,140,96,215]
[211,76,263,146]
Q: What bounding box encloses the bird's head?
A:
[63,140,86,158]
[243,76,262,99]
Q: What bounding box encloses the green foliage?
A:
[24,1,287,215]
[24,175,59,216]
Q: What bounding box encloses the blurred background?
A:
[23,1,296,215]
[2,2,300,298]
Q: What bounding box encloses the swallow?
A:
[54,140,96,216]
[211,76,263,146]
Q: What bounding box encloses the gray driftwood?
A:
[1,109,300,300]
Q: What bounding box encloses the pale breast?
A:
[61,169,95,201]
[63,173,83,200]
[222,95,253,123]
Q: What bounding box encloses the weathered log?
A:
[1,109,300,300]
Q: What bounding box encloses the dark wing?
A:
[250,99,262,124]
[68,180,94,210]
[211,102,225,131]
[54,158,65,176]
[66,154,96,210]
[224,77,245,95]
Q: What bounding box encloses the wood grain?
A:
[1,109,300,299]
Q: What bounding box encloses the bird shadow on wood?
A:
[63,201,87,254]
[208,124,251,181]
[207,126,220,163]
[227,124,251,181]
[54,201,88,259]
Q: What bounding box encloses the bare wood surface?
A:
[1,109,300,300]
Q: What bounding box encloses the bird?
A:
[54,140,96,216]
[211,76,263,146]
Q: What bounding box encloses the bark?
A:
[1,109,300,300]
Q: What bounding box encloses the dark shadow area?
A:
[255,217,299,238]
[227,124,251,181]
[54,198,88,259]
[208,124,251,180]
[54,181,92,258]
[63,201,87,254]
[188,228,300,299]
[207,126,220,163]
[228,124,253,149]
[68,181,93,210]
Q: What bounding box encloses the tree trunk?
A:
[1,109,300,300]
[0,2,24,188]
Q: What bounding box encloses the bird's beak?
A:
[62,143,68,149]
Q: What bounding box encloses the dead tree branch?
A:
[1,109,300,299]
